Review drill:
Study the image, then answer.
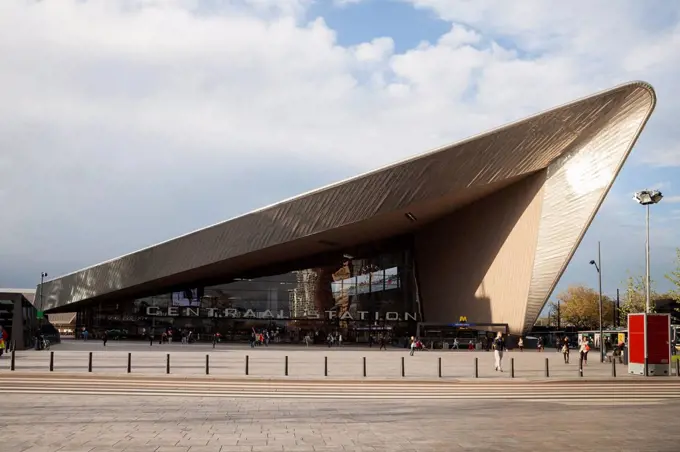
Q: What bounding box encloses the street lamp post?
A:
[39,271,48,325]
[589,241,604,363]
[633,189,663,377]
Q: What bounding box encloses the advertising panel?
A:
[171,289,199,307]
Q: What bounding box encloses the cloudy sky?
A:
[2,0,680,304]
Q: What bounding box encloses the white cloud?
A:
[1,0,680,286]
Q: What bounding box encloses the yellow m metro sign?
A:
[459,316,468,323]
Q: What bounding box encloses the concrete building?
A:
[36,82,656,339]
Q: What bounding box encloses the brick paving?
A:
[2,392,679,451]
[1,340,641,380]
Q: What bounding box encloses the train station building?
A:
[36,82,656,343]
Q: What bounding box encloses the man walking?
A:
[493,332,505,372]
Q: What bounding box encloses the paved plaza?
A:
[2,388,679,452]
[1,340,648,380]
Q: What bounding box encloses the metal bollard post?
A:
[611,358,616,377]
[438,357,442,378]
[324,356,328,377]
[50,351,54,372]
[245,355,249,376]
[10,350,15,371]
[401,356,405,377]
[676,359,679,378]
[127,353,132,373]
[363,357,366,377]
[166,354,170,374]
[285,356,288,376]
[545,358,549,378]
[88,352,93,373]
[206,355,210,375]
[474,357,478,378]
[579,355,583,377]
[510,357,514,378]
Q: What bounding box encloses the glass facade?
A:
[75,243,421,344]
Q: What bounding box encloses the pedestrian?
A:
[518,337,524,352]
[102,331,108,347]
[493,332,505,372]
[409,336,416,356]
[579,336,590,368]
[149,330,154,347]
[562,338,570,364]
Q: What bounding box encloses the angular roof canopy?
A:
[39,81,656,323]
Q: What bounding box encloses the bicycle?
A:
[42,338,51,350]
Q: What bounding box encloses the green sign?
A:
[36,311,44,320]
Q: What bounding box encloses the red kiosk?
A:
[628,313,672,376]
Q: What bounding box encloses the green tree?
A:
[555,285,614,330]
[664,247,680,314]
[618,274,659,326]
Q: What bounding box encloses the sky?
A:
[1,0,680,308]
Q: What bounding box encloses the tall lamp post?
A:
[589,241,604,363]
[39,271,48,325]
[633,189,663,377]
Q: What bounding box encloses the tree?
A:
[664,248,680,315]
[555,285,614,330]
[618,274,659,325]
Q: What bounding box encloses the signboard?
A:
[628,313,671,376]
[617,332,626,344]
[36,311,44,320]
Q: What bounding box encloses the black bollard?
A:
[438,357,442,378]
[510,357,514,378]
[127,353,132,373]
[579,355,583,377]
[474,357,478,378]
[545,358,549,378]
[401,356,405,377]
[324,356,328,377]
[49,351,54,372]
[88,352,93,372]
[363,357,366,377]
[611,358,616,377]
[206,355,210,375]
[166,354,170,374]
[676,359,679,378]
[10,349,15,371]
[285,355,288,376]
[245,355,249,376]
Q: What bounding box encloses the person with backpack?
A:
[493,332,506,372]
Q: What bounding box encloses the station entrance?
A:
[416,321,509,350]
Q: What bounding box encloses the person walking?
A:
[493,332,505,372]
[579,336,590,370]
[518,337,524,352]
[562,337,570,364]
[102,330,108,347]
[409,336,416,356]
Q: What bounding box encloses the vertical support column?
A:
[285,356,288,376]
[245,355,249,376]
[49,351,54,372]
[127,353,132,373]
[401,357,405,377]
[88,352,93,373]
[324,356,328,377]
[474,357,478,378]
[205,355,210,375]
[545,358,549,377]
[438,357,442,378]
[510,358,514,378]
[363,357,366,377]
[166,354,170,374]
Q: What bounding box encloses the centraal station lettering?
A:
[145,307,417,321]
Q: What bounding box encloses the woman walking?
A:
[493,332,506,372]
